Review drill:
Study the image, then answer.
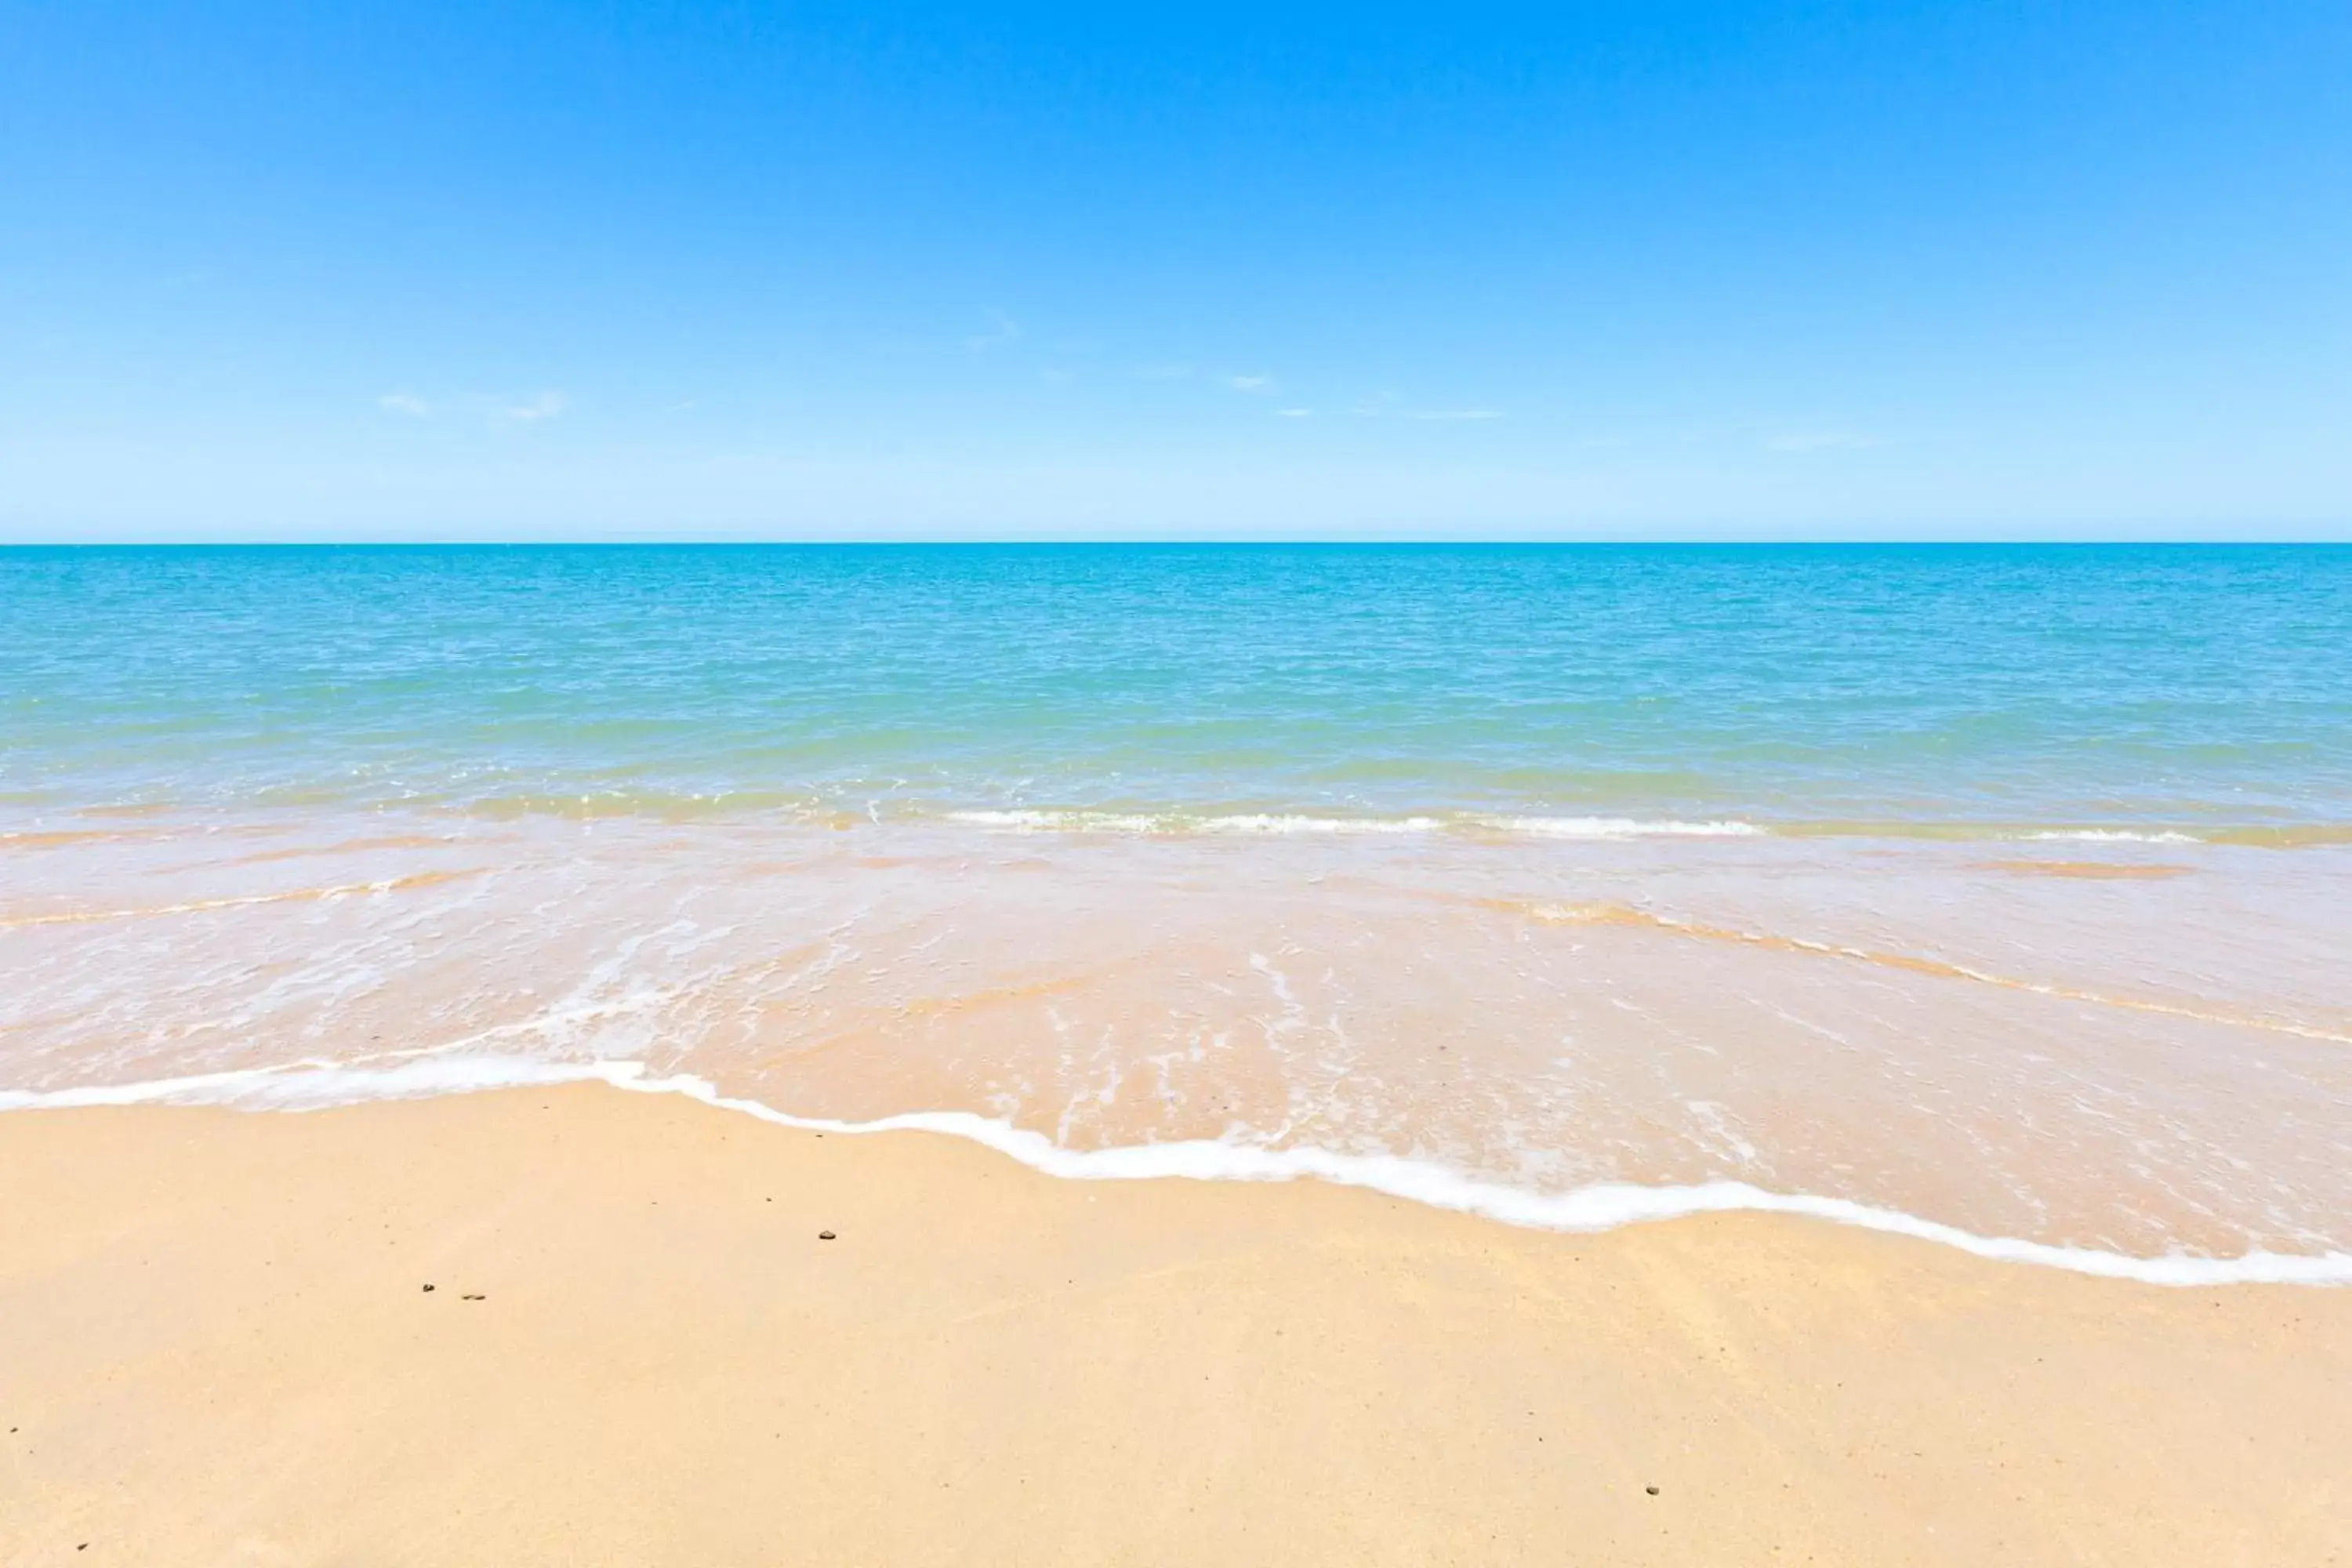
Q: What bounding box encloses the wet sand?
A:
[13,820,2352,1261]
[2,1084,2347,1566]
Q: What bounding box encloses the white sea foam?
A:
[1472,815,1766,839]
[948,810,1447,835]
[946,809,1766,840]
[5,1056,2347,1288]
[2021,829,2202,844]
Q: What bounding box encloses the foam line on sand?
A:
[4,1054,2347,1288]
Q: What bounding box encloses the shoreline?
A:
[11,810,2347,1266]
[4,1083,2348,1564]
[5,1058,2350,1287]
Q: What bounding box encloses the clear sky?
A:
[3,2,2348,540]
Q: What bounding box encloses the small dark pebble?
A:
[463,1294,485,1301]
[1645,1486,1661,1497]
[818,1230,837,1241]
[422,1284,434,1293]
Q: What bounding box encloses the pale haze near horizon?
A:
[2,3,2348,543]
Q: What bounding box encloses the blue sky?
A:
[3,2,2347,539]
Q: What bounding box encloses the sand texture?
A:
[2,1084,2347,1566]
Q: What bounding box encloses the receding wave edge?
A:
[3,1055,2345,1288]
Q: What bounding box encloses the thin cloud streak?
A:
[374,390,568,424]
[965,310,1024,351]
[497,392,568,424]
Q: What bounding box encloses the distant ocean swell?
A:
[941,810,2347,846]
[8,547,2351,837]
[945,809,1766,837]
[13,808,2337,847]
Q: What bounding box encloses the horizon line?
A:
[3,536,2350,550]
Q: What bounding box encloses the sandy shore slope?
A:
[2,1085,2346,1566]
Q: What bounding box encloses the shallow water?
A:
[4,546,2348,1277]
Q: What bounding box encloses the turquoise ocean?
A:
[5,545,2350,832]
[4,546,2349,1280]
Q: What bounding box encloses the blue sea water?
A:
[5,544,2349,833]
[5,544,2350,1277]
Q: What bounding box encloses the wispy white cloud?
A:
[376,390,568,424]
[1226,374,1274,394]
[496,392,568,424]
[1276,408,1313,419]
[1407,408,1504,422]
[966,310,1023,352]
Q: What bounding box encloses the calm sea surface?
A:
[5,546,2349,1278]
[5,543,2349,830]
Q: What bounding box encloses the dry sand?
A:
[2,1084,2346,1566]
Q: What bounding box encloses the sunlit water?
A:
[4,546,2348,1278]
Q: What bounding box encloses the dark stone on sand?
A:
[1646,1486,1661,1496]
[422,1283,434,1292]
[818,1230,837,1240]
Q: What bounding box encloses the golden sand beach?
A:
[2,1084,2345,1566]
